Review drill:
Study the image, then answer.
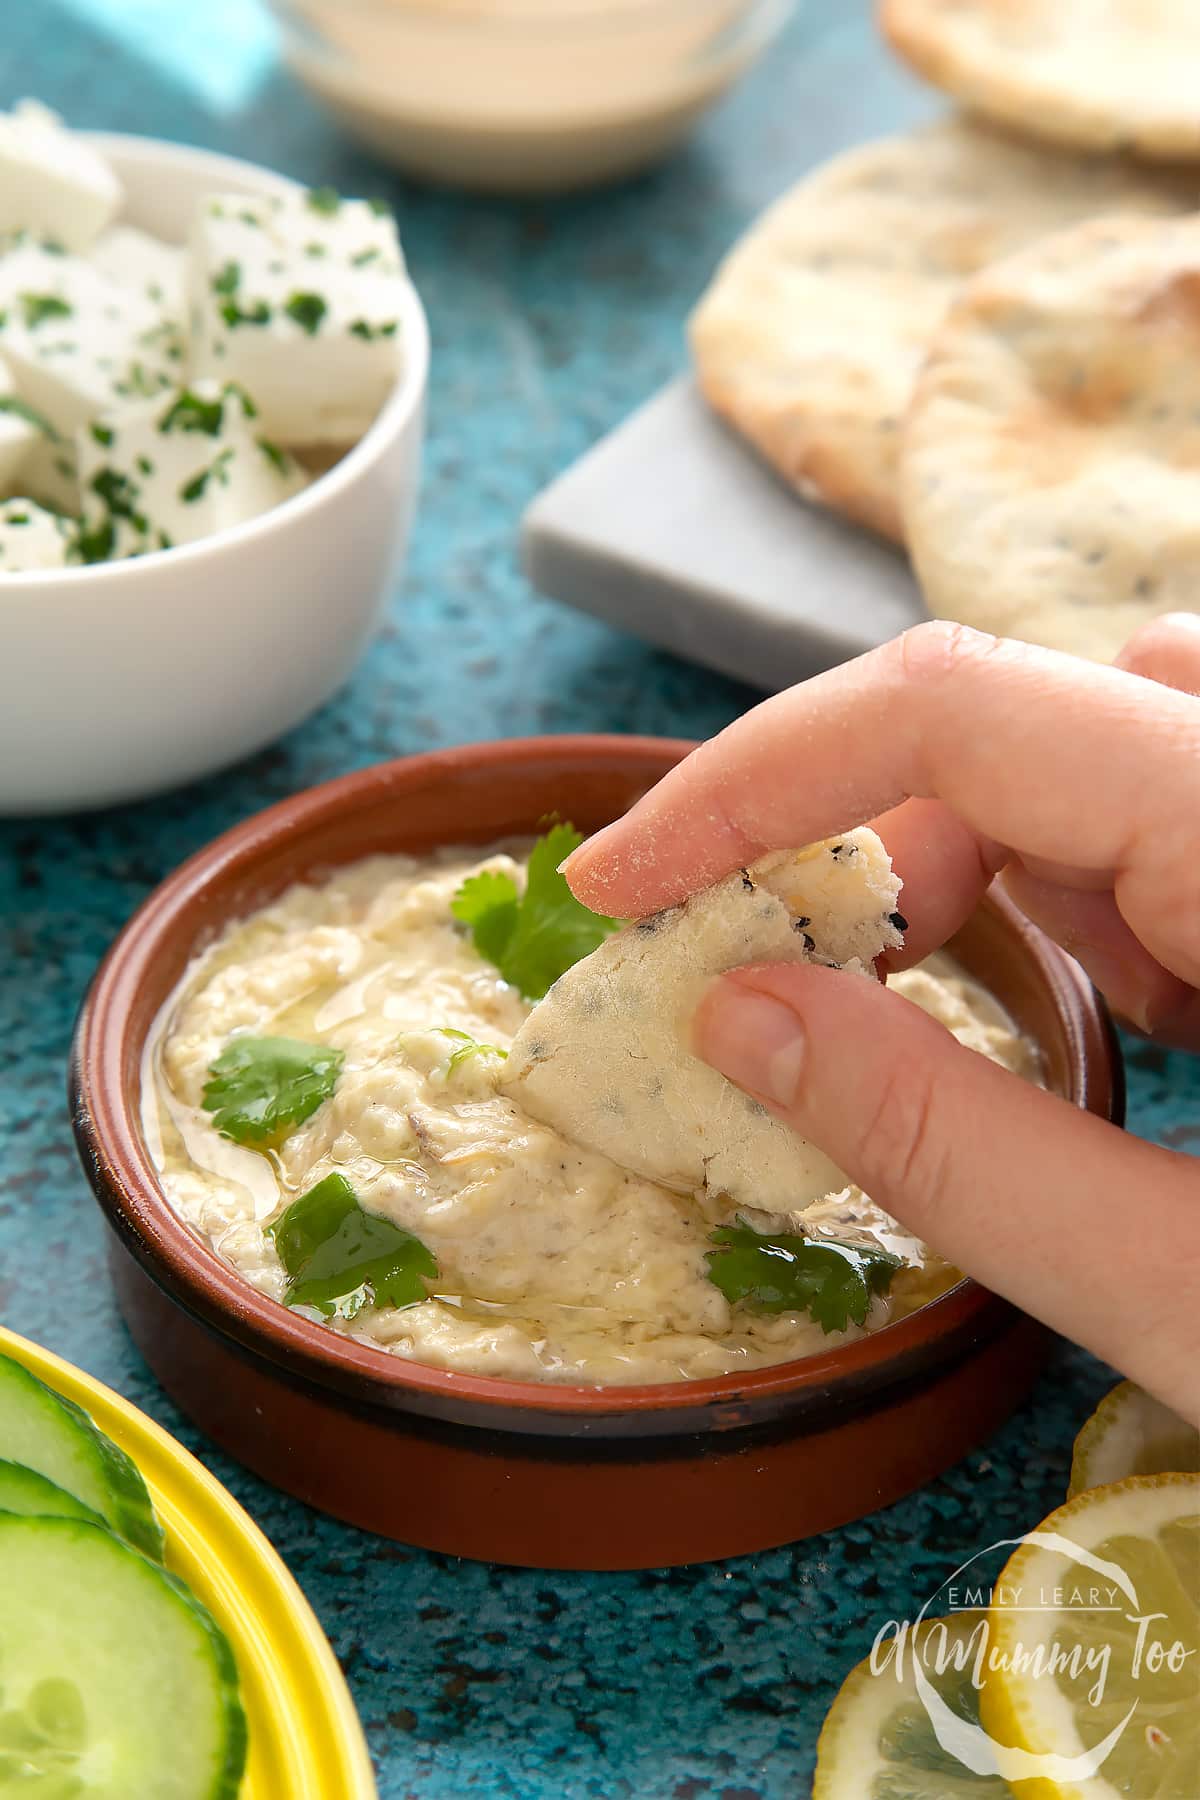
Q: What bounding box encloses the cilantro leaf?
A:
[450,825,619,1001]
[268,1171,438,1318]
[201,1035,344,1151]
[432,1027,508,1076]
[705,1222,902,1334]
[450,868,520,967]
[306,186,341,216]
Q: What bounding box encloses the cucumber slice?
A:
[0,1460,106,1527]
[0,1515,246,1799]
[0,1355,163,1561]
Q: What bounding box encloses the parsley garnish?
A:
[367,197,390,217]
[180,446,234,504]
[19,292,71,329]
[201,1035,344,1151]
[88,468,148,539]
[89,422,114,447]
[212,261,241,297]
[73,516,115,563]
[159,388,226,437]
[284,292,327,336]
[451,824,619,1002]
[349,318,398,341]
[219,298,271,329]
[307,186,341,216]
[268,1171,438,1319]
[706,1222,902,1334]
[256,437,290,476]
[433,1028,509,1076]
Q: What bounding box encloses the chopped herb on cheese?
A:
[284,291,326,335]
[188,186,408,443]
[218,297,270,329]
[20,292,72,329]
[74,379,306,558]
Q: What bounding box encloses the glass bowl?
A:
[266,0,795,192]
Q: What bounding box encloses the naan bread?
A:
[882,0,1200,163]
[688,119,1193,541]
[501,832,903,1213]
[901,212,1200,663]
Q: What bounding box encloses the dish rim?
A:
[0,130,430,598]
[71,733,1123,1423]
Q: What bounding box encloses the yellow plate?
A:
[0,1325,378,1800]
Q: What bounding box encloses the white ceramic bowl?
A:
[0,134,428,815]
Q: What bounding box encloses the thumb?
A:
[694,962,1200,1424]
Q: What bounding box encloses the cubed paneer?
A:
[21,428,80,515]
[0,357,76,510]
[0,357,37,490]
[0,497,74,573]
[75,379,308,560]
[187,186,407,445]
[0,100,121,252]
[0,240,179,438]
[90,224,186,323]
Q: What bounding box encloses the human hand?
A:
[563,619,1200,1423]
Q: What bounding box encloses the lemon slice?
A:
[1070,1383,1200,1498]
[981,1473,1199,1799]
[813,1610,1013,1798]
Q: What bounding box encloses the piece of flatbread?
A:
[500,832,903,1213]
[881,0,1200,164]
[901,212,1200,664]
[688,119,1194,542]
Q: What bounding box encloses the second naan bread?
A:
[901,212,1200,664]
[501,832,903,1214]
[688,118,1193,541]
[882,0,1200,164]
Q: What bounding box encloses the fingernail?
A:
[696,980,807,1108]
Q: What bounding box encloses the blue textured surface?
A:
[2,6,1199,1796]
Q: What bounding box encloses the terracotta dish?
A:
[70,737,1123,1569]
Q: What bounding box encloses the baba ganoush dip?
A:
[143,844,1042,1385]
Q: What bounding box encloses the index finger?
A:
[565,623,1200,984]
